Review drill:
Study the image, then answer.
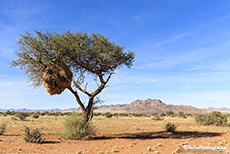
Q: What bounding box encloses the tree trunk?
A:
[82,109,93,122]
[82,97,94,122]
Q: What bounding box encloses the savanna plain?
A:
[0,111,230,154]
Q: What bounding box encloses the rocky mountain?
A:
[96,98,208,114]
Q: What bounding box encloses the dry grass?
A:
[1,114,230,154]
[1,115,230,135]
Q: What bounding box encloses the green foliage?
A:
[16,112,30,121]
[160,113,166,117]
[151,113,158,116]
[32,114,39,119]
[165,122,177,132]
[186,113,193,117]
[62,113,95,140]
[152,115,164,121]
[104,112,113,118]
[166,111,175,116]
[131,113,147,117]
[118,113,129,117]
[24,126,42,143]
[5,110,12,115]
[93,112,102,116]
[11,30,135,88]
[195,111,228,126]
[0,123,6,135]
[178,112,187,118]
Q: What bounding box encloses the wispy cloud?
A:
[188,61,230,71]
[154,31,193,48]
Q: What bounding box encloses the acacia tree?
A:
[11,30,134,122]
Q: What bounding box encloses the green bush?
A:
[151,113,158,116]
[195,111,228,126]
[165,122,177,132]
[0,123,6,135]
[178,112,187,118]
[40,111,49,116]
[166,111,175,116]
[5,110,12,115]
[16,112,30,121]
[152,115,164,121]
[118,113,129,117]
[186,113,193,117]
[24,126,42,143]
[32,114,39,119]
[62,114,95,140]
[105,113,113,118]
[93,113,102,116]
[160,113,166,117]
[132,113,146,117]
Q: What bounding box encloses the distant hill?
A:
[208,107,230,111]
[0,99,210,114]
[0,108,77,112]
[95,98,209,114]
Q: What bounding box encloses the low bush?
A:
[32,114,39,119]
[24,126,42,143]
[165,122,177,133]
[16,112,30,121]
[105,113,113,118]
[0,123,6,135]
[166,111,175,116]
[62,114,95,140]
[132,113,147,117]
[152,115,164,121]
[195,111,228,126]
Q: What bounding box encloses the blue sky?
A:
[1,0,230,109]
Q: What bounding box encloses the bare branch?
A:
[84,82,88,91]
[91,73,113,97]
[72,79,92,97]
[67,86,86,112]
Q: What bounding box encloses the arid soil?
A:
[0,115,230,154]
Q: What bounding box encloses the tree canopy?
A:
[12,30,134,88]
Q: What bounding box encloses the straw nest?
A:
[42,59,73,95]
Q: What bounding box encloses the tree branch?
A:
[72,79,92,97]
[67,86,86,112]
[91,73,113,97]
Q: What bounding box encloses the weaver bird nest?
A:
[42,59,73,95]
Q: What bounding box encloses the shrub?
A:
[160,113,166,117]
[165,122,177,132]
[62,113,95,140]
[178,112,187,118]
[195,111,228,126]
[24,126,42,143]
[118,113,129,117]
[16,112,30,121]
[151,113,158,116]
[105,113,113,118]
[186,113,193,117]
[32,114,39,119]
[0,123,6,135]
[41,111,49,116]
[5,110,12,115]
[93,113,102,116]
[132,113,146,117]
[166,111,174,116]
[152,115,164,121]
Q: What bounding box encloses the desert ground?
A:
[0,113,230,154]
